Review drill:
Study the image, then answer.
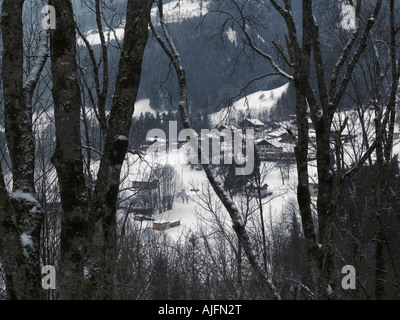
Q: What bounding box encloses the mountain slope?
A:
[209,83,290,126]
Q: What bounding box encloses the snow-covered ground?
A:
[151,0,209,23]
[133,99,157,117]
[28,80,400,247]
[209,83,290,126]
[117,135,300,243]
[78,0,210,46]
[340,2,357,30]
[122,101,400,244]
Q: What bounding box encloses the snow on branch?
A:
[11,190,40,206]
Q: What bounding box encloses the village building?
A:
[263,122,281,132]
[256,139,284,159]
[386,123,400,140]
[240,118,265,130]
[153,221,171,231]
[247,183,271,198]
[217,124,239,132]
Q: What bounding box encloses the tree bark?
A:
[86,0,153,299]
[0,0,46,300]
[49,0,89,300]
[268,0,382,299]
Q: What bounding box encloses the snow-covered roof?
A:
[246,118,265,126]
[256,139,276,147]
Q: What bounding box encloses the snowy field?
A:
[77,0,210,46]
[116,136,301,243]
[209,83,290,125]
[28,69,400,249]
[116,84,400,245]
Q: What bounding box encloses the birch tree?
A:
[84,0,153,299]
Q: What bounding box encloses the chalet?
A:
[129,206,154,217]
[228,179,247,195]
[264,122,281,132]
[248,183,270,198]
[170,220,181,228]
[133,214,155,222]
[240,119,265,130]
[386,128,400,140]
[218,124,228,132]
[217,124,238,132]
[256,140,283,158]
[152,219,180,231]
[130,180,160,216]
[260,184,270,198]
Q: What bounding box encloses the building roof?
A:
[257,139,276,147]
[265,122,281,130]
[241,118,265,127]
[260,183,269,190]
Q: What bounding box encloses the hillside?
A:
[209,83,290,126]
[73,0,291,114]
[116,107,400,243]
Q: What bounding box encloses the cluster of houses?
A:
[133,114,397,227]
[130,117,297,212]
[238,118,296,161]
[137,118,297,163]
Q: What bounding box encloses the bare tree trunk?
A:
[373,0,400,298]
[150,0,280,300]
[48,0,89,300]
[86,0,153,299]
[270,0,382,299]
[0,0,46,299]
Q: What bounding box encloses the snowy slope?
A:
[29,95,400,246]
[151,0,209,23]
[209,83,290,126]
[125,106,400,243]
[134,99,157,117]
[78,0,210,46]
